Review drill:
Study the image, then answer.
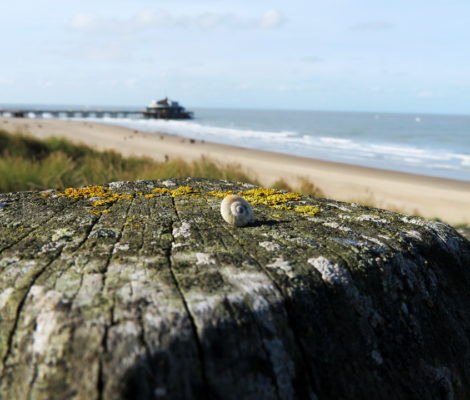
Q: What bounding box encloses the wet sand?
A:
[2,117,470,224]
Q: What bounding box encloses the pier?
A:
[0,108,143,119]
[0,98,193,120]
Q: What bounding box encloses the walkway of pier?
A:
[0,108,143,119]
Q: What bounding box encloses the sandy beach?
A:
[2,116,470,224]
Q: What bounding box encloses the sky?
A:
[1,0,470,114]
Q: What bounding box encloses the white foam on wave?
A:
[98,117,297,142]
[318,137,353,146]
[457,154,470,167]
[71,116,470,179]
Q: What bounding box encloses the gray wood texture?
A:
[0,178,469,400]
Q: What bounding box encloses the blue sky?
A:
[1,0,470,114]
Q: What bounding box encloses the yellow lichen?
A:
[91,193,121,207]
[204,186,319,217]
[54,185,136,214]
[293,205,320,216]
[152,188,171,195]
[205,186,318,217]
[57,185,111,199]
[91,209,112,216]
[271,204,294,211]
[152,186,199,197]
[239,188,302,206]
[42,183,320,218]
[170,186,198,197]
[206,190,234,199]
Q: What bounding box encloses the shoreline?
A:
[2,116,470,224]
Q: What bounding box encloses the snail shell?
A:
[220,195,254,227]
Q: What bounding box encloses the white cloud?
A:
[69,14,99,31]
[134,9,171,27]
[67,8,285,34]
[350,20,394,32]
[258,9,285,29]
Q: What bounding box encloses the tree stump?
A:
[0,178,469,400]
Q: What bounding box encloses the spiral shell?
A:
[220,195,254,227]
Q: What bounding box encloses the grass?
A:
[0,130,260,193]
[271,177,324,198]
[0,129,331,197]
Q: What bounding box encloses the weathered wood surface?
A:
[0,177,469,400]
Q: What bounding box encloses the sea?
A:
[4,105,470,182]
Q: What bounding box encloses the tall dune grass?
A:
[271,177,324,198]
[0,130,259,192]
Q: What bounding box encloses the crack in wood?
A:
[0,245,67,380]
[0,198,91,383]
[96,198,134,400]
[0,199,79,256]
[168,196,212,399]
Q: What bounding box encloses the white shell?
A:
[220,195,254,227]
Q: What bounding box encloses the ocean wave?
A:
[71,116,470,179]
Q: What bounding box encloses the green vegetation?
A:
[271,177,324,198]
[0,130,328,197]
[0,130,259,193]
